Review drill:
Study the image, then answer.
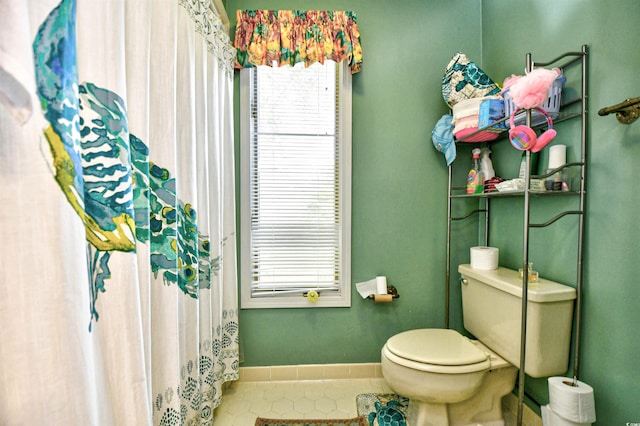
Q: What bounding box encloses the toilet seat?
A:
[383,328,492,374]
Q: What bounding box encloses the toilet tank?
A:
[458,264,576,378]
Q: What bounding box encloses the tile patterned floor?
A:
[212,378,393,425]
[212,377,538,425]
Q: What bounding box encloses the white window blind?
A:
[240,60,352,308]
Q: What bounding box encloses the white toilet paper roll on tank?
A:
[376,276,387,294]
[470,246,499,270]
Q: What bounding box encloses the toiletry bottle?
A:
[480,147,495,180]
[518,151,539,179]
[467,148,484,194]
[518,152,527,179]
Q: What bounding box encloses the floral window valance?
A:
[233,10,363,74]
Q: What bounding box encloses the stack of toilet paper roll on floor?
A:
[470,246,499,270]
[542,377,596,425]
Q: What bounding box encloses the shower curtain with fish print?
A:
[0,0,239,424]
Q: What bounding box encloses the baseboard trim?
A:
[239,362,383,382]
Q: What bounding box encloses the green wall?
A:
[228,0,640,423]
[481,1,640,424]
[229,0,481,365]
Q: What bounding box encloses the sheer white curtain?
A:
[0,0,239,424]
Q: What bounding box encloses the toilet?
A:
[381,264,577,426]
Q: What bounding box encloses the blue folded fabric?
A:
[432,114,455,165]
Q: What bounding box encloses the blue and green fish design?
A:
[33,0,217,329]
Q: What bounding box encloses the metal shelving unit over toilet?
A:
[444,45,588,426]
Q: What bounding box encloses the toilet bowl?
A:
[380,265,577,426]
[381,328,517,426]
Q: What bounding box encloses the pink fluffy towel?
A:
[506,68,561,109]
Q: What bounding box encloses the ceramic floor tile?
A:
[213,377,524,426]
[292,397,315,414]
[314,396,337,413]
[213,378,386,425]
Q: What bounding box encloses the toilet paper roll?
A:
[374,294,393,303]
[548,144,567,169]
[548,377,596,424]
[542,404,592,426]
[470,246,499,270]
[376,276,387,294]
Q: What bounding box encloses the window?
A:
[240,60,352,309]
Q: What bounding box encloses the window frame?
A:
[239,60,352,309]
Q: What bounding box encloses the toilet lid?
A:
[385,329,488,366]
